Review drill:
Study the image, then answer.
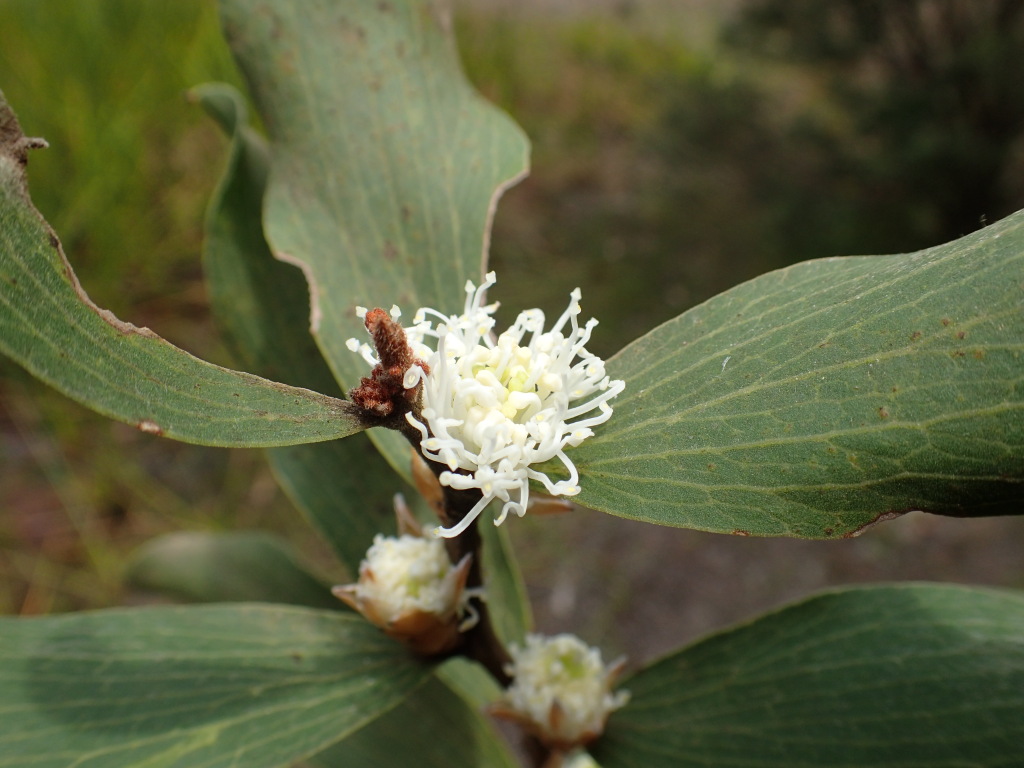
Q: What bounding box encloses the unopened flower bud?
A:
[492,633,629,750]
[333,527,478,656]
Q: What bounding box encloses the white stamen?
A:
[350,273,624,537]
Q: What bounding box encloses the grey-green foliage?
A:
[0,0,1021,766]
[570,213,1024,536]
[220,0,529,481]
[594,584,1024,768]
[0,99,367,448]
[0,605,432,768]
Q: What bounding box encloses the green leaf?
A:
[197,82,342,399]
[592,584,1024,768]
[435,656,503,708]
[197,82,411,574]
[310,672,517,768]
[570,213,1024,537]
[0,91,368,448]
[220,0,529,479]
[124,530,339,610]
[0,604,432,768]
[197,78,534,640]
[265,439,407,574]
[480,514,532,646]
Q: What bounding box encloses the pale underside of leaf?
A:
[197,81,402,574]
[198,80,533,645]
[124,530,340,610]
[220,0,529,481]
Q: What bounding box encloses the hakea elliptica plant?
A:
[348,272,625,538]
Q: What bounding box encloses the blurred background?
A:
[2,0,1023,663]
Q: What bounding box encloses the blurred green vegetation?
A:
[2,0,1022,618]
[719,0,1024,257]
[0,0,241,321]
[0,0,311,615]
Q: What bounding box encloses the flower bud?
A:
[333,528,477,656]
[492,633,629,750]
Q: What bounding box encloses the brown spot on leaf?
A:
[731,529,750,537]
[878,406,889,419]
[952,350,966,358]
[956,331,966,339]
[973,350,986,360]
[382,241,398,262]
[824,527,834,536]
[909,331,922,340]
[337,16,366,46]
[941,318,951,326]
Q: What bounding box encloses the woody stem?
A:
[398,420,512,685]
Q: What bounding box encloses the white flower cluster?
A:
[350,272,624,538]
[502,633,629,747]
[351,533,472,625]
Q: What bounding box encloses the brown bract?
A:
[349,307,429,416]
[489,656,628,752]
[332,553,473,657]
[489,700,607,753]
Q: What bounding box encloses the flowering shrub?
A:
[0,1,1021,766]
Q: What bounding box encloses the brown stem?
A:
[398,422,513,685]
[522,736,562,768]
[537,747,565,768]
[397,420,562,765]
[441,484,513,684]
